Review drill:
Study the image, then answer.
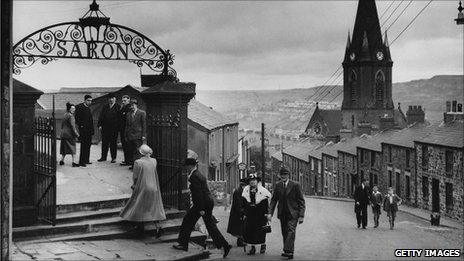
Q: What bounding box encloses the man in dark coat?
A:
[118,95,131,166]
[354,178,371,229]
[125,99,146,168]
[97,94,120,163]
[270,167,305,260]
[75,95,94,167]
[227,177,247,247]
[173,150,231,258]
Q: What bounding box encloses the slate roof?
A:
[188,99,238,131]
[381,123,435,149]
[319,109,343,136]
[13,79,43,94]
[271,151,283,162]
[416,121,464,148]
[59,87,122,93]
[283,142,323,162]
[38,93,86,111]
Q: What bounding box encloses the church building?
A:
[304,0,407,141]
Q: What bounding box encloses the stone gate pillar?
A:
[141,81,195,210]
[12,80,43,226]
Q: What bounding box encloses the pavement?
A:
[56,140,132,205]
[12,239,208,260]
[307,195,464,230]
[207,197,464,260]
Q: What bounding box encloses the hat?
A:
[239,178,248,184]
[184,149,199,166]
[138,144,153,156]
[247,173,261,182]
[279,167,290,176]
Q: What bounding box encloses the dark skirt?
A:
[60,138,76,155]
[243,199,268,245]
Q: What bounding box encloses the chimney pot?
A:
[446,101,451,112]
[408,105,413,111]
[452,100,457,112]
[458,103,463,113]
[418,105,422,111]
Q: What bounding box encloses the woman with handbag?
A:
[241,173,272,255]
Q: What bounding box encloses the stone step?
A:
[13,216,184,242]
[56,207,185,224]
[57,194,131,214]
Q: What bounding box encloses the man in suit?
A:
[354,178,370,229]
[125,99,146,169]
[97,94,120,163]
[270,167,305,260]
[118,95,132,166]
[173,150,231,258]
[75,95,94,167]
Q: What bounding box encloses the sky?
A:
[12,0,464,91]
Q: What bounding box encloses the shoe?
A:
[260,244,266,254]
[357,224,360,228]
[97,158,106,162]
[155,227,164,238]
[80,163,86,167]
[362,226,366,229]
[223,244,232,258]
[111,159,116,163]
[86,162,92,165]
[72,162,79,167]
[247,245,255,255]
[120,162,129,166]
[172,244,188,251]
[282,253,294,259]
[59,160,64,165]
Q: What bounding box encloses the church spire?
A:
[346,31,351,49]
[351,0,383,57]
[384,30,390,47]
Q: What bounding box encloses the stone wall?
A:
[381,143,416,206]
[322,155,338,197]
[416,143,464,221]
[337,152,357,197]
[357,148,383,191]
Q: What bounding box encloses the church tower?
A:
[341,0,395,134]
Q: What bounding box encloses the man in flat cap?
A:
[269,166,305,260]
[173,150,231,258]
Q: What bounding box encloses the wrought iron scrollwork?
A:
[12,0,177,79]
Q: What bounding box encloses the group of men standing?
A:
[74,94,146,168]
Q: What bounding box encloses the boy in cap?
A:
[173,150,231,258]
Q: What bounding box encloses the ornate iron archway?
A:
[13,0,177,79]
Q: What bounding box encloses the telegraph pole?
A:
[261,123,265,187]
[455,1,464,105]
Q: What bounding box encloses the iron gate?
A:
[33,116,57,225]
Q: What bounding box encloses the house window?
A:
[421,145,428,167]
[342,154,345,165]
[445,183,453,208]
[395,172,401,197]
[388,146,392,163]
[405,175,410,199]
[445,150,453,173]
[388,170,393,187]
[371,151,376,167]
[422,176,429,199]
[405,149,410,168]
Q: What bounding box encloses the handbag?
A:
[261,222,272,233]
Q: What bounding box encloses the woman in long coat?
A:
[227,178,247,247]
[59,102,79,167]
[120,144,166,236]
[242,173,271,255]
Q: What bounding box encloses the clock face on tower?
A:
[350,53,356,61]
[376,51,384,61]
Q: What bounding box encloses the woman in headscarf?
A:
[59,102,79,167]
[120,144,166,236]
[242,173,272,255]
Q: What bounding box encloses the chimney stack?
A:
[406,105,425,124]
[444,101,464,123]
